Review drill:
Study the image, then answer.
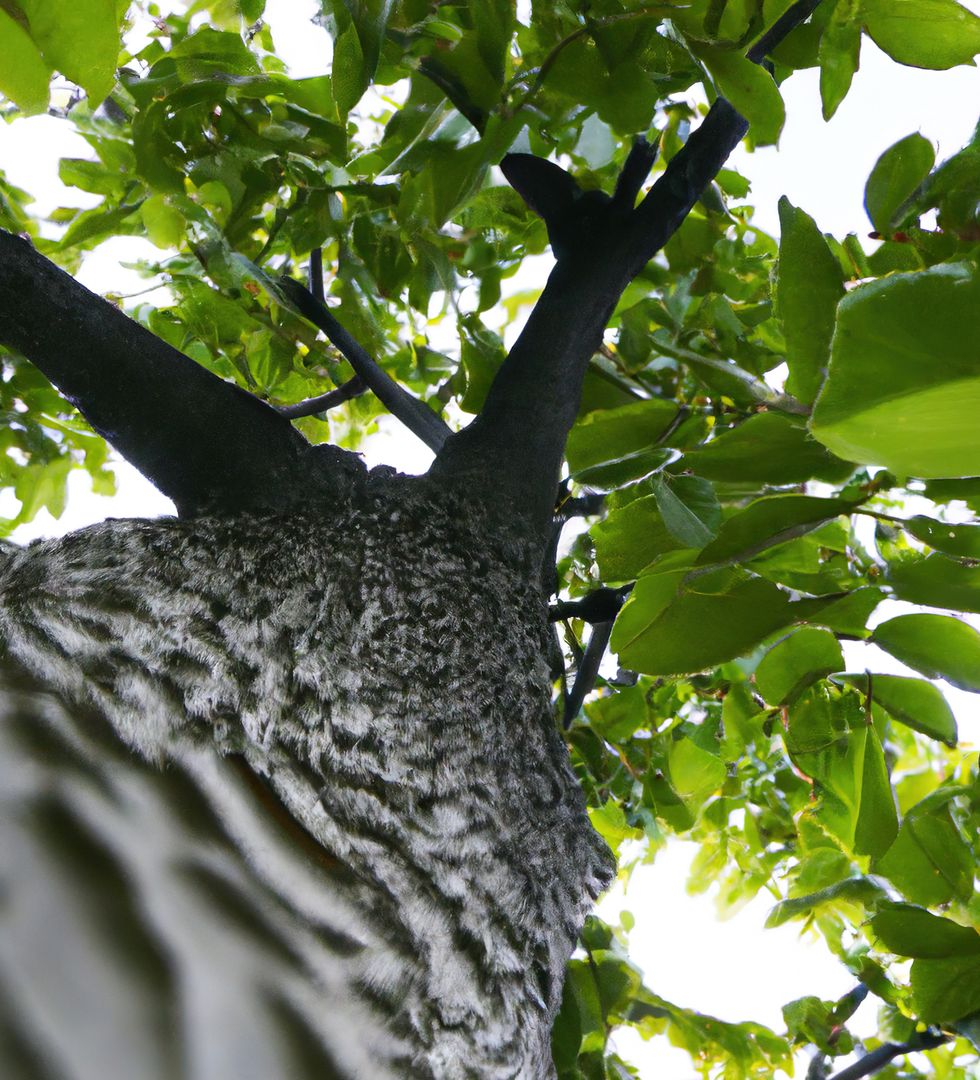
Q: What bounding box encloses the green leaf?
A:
[697,495,849,567]
[862,0,980,70]
[785,690,898,858]
[332,22,366,116]
[588,800,643,858]
[0,9,50,114]
[800,587,885,637]
[911,955,980,1024]
[140,195,185,249]
[864,133,936,233]
[818,10,861,120]
[241,0,266,20]
[694,45,786,146]
[18,0,120,105]
[612,568,796,675]
[871,902,980,958]
[905,515,980,558]
[889,553,980,613]
[685,412,854,484]
[574,448,673,490]
[667,735,727,803]
[776,199,845,403]
[872,614,980,692]
[811,263,980,478]
[457,316,505,414]
[874,797,974,906]
[755,628,844,707]
[650,474,719,548]
[833,673,957,745]
[567,399,679,474]
[592,497,688,581]
[12,456,72,525]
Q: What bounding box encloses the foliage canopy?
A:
[1,1,979,1077]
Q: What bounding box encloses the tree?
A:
[1,0,979,1077]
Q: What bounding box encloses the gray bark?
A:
[0,472,613,1079]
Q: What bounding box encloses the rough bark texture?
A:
[0,470,613,1079]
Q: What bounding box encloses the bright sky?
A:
[1,4,978,1077]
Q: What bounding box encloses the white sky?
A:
[1,4,978,1077]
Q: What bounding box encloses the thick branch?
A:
[0,230,363,516]
[430,98,749,539]
[278,277,451,453]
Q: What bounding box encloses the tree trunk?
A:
[0,473,613,1079]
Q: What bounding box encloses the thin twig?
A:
[277,375,365,419]
[278,277,451,452]
[564,619,615,726]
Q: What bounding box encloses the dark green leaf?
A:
[592,497,688,581]
[612,567,796,676]
[754,628,844,707]
[889,553,980,613]
[911,955,980,1024]
[766,878,885,929]
[833,673,957,745]
[685,413,854,484]
[650,474,719,548]
[567,399,679,474]
[871,902,980,958]
[905,515,980,558]
[697,495,848,567]
[818,11,861,120]
[872,614,980,692]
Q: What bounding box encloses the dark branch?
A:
[827,1029,948,1080]
[551,586,632,624]
[278,276,451,453]
[309,246,325,303]
[431,97,749,542]
[627,98,749,275]
[276,375,366,419]
[746,0,823,63]
[612,136,660,211]
[563,619,614,727]
[0,230,363,516]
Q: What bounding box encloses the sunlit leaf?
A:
[811,264,980,477]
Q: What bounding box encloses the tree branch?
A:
[563,619,614,726]
[276,375,366,419]
[430,97,749,541]
[746,0,824,64]
[0,230,363,516]
[826,1029,948,1080]
[278,277,451,454]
